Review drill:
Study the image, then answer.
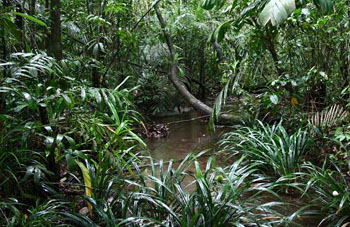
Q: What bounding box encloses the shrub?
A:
[218,121,312,178]
[120,154,293,226]
[302,162,350,226]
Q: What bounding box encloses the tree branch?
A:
[154,5,239,122]
[131,0,162,32]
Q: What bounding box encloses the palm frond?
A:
[309,104,348,130]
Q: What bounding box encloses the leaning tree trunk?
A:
[154,6,238,122]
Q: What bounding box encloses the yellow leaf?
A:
[77,161,93,218]
[291,97,299,106]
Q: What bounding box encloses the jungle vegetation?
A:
[1,0,350,226]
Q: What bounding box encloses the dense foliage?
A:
[1,0,350,226]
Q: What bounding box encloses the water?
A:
[145,111,224,190]
[147,111,219,162]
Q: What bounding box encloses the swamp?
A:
[1,0,350,226]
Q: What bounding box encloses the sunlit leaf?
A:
[10,12,47,27]
[77,161,93,218]
[270,94,279,104]
[259,0,296,26]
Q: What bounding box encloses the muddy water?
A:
[147,111,220,162]
[145,98,247,161]
[145,111,225,190]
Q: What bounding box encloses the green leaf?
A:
[9,12,47,27]
[107,100,120,124]
[93,43,99,56]
[128,130,146,148]
[1,19,21,40]
[314,0,333,14]
[61,94,72,104]
[81,88,86,101]
[65,153,77,171]
[201,0,226,10]
[34,167,41,184]
[215,0,226,9]
[92,89,102,103]
[212,20,234,42]
[201,0,216,10]
[259,0,296,26]
[13,104,27,112]
[64,135,76,147]
[22,92,32,101]
[270,94,279,104]
[56,134,64,143]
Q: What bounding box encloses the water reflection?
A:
[147,111,218,162]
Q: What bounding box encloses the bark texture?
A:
[48,0,63,60]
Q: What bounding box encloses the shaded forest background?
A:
[1,0,350,226]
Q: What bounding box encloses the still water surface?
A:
[147,111,221,162]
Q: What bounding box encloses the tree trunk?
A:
[47,0,63,60]
[154,5,239,122]
[15,1,24,50]
[44,0,62,181]
[29,0,37,49]
[198,42,206,99]
[92,57,101,87]
[1,23,8,132]
[30,0,36,15]
[265,35,283,77]
[212,40,225,62]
